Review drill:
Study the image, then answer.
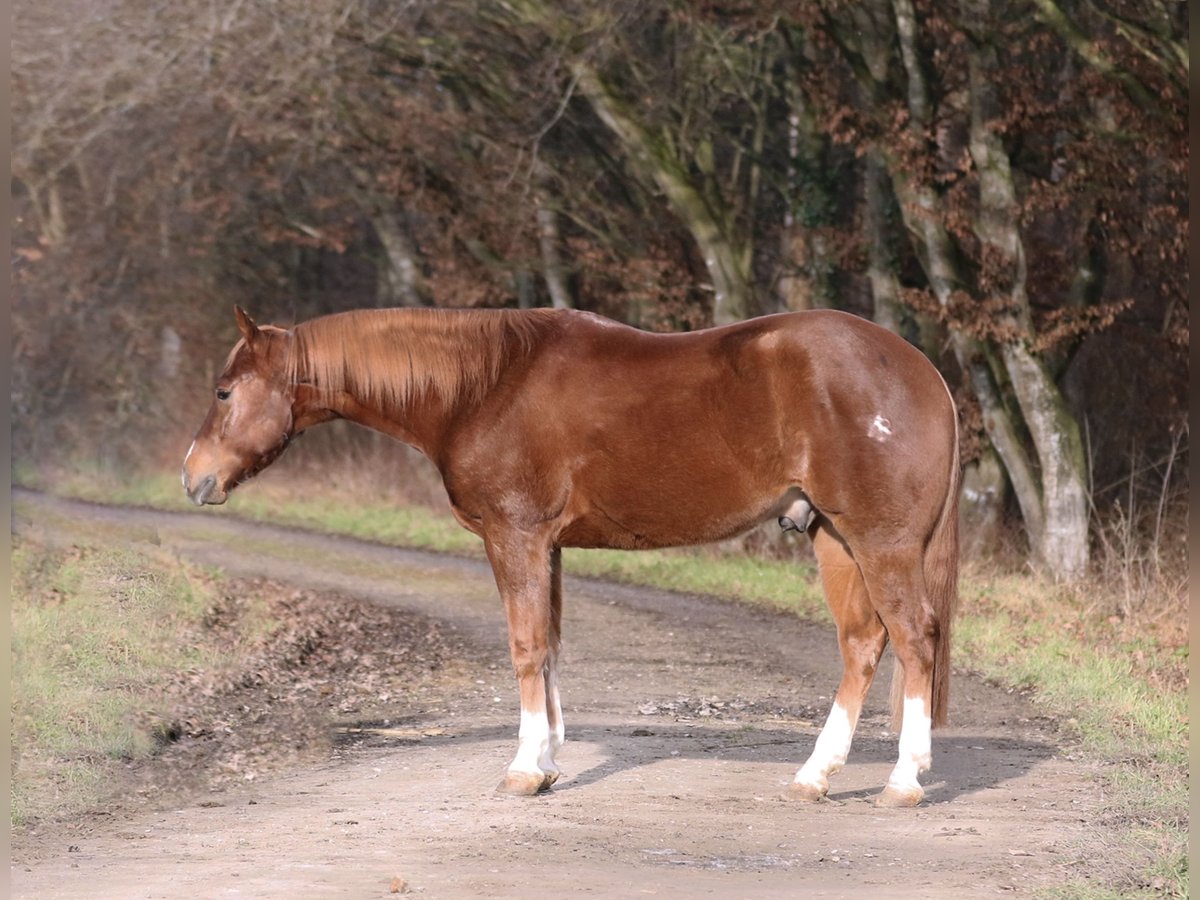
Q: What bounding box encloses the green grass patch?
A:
[567,546,827,621]
[956,603,1187,766]
[10,533,225,827]
[15,465,827,618]
[955,572,1188,897]
[229,491,481,555]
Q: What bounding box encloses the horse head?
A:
[182,306,296,506]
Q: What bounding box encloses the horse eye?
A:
[216,388,231,401]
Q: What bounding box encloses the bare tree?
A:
[12,0,1186,576]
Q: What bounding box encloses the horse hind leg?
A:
[858,546,938,808]
[785,523,887,802]
[543,547,566,771]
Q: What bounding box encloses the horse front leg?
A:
[545,547,565,764]
[485,529,563,796]
[859,546,937,808]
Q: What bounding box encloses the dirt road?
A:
[12,491,1104,897]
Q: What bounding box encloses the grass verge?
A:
[13,462,1188,895]
[10,531,233,827]
[954,574,1188,896]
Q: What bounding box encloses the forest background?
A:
[12,0,1188,596]
[10,3,1190,891]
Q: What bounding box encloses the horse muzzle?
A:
[184,473,226,506]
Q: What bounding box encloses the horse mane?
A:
[283,307,558,409]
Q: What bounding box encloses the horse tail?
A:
[889,379,961,730]
[925,405,960,728]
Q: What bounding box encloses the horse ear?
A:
[234,305,259,347]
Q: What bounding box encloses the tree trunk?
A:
[535,204,571,309]
[776,75,833,313]
[32,180,69,245]
[863,148,904,334]
[573,63,754,323]
[963,0,1089,578]
[369,209,432,308]
[960,445,1007,559]
[347,165,431,308]
[534,162,572,309]
[963,347,1046,551]
[856,0,1091,578]
[999,343,1090,576]
[513,267,536,309]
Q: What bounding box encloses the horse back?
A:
[443,310,957,550]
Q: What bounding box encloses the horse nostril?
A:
[189,474,217,506]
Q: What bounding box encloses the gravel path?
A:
[12,490,1104,897]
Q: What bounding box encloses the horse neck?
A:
[289,308,540,457]
[320,386,461,459]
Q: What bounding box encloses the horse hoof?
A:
[497,772,551,796]
[874,785,924,808]
[541,769,561,790]
[782,781,827,803]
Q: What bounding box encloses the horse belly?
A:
[557,482,803,551]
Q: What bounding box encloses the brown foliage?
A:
[11,0,1186,557]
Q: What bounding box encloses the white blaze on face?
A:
[181,441,197,487]
[793,701,856,790]
[886,695,932,793]
[869,414,894,442]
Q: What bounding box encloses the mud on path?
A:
[12,491,1105,898]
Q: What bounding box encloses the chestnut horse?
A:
[183,305,959,807]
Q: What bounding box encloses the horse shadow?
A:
[334,716,1058,806]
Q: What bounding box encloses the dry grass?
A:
[1086,422,1188,623]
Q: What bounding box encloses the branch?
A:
[1029,0,1168,113]
[1086,0,1188,86]
[571,61,753,322]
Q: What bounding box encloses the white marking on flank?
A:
[869,414,894,441]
